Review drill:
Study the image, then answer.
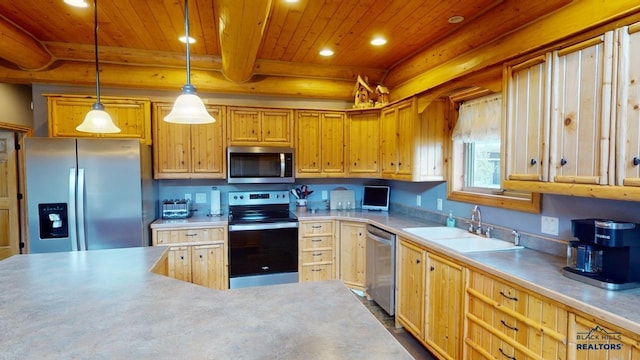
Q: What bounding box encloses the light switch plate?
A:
[184,193,192,201]
[436,198,443,211]
[541,216,559,236]
[321,190,328,200]
[416,195,422,206]
[195,193,207,204]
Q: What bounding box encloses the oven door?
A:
[228,222,298,288]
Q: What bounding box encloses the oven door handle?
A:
[229,222,299,232]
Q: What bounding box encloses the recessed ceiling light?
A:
[448,15,464,24]
[179,36,196,44]
[64,0,89,8]
[319,49,334,57]
[284,0,299,3]
[370,37,387,46]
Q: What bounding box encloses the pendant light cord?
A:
[93,0,101,103]
[184,0,191,87]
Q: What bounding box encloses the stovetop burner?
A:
[228,190,297,225]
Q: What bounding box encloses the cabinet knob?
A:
[634,157,640,166]
[390,162,394,166]
[560,158,567,166]
[416,259,421,264]
[398,162,402,166]
[530,158,537,166]
[430,266,435,271]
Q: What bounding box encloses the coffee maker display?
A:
[563,219,640,290]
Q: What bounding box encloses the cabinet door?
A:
[261,109,292,145]
[339,222,366,290]
[396,100,417,176]
[153,103,192,177]
[426,253,464,360]
[228,107,261,143]
[380,106,398,177]
[167,246,192,282]
[569,314,640,360]
[617,23,640,187]
[295,111,321,175]
[505,55,552,182]
[192,243,227,290]
[347,110,380,177]
[416,99,446,181]
[47,95,151,143]
[191,105,226,177]
[320,112,346,175]
[551,33,614,185]
[396,239,425,339]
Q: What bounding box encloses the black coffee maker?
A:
[563,219,640,290]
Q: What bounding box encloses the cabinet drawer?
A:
[301,249,333,263]
[300,264,333,282]
[299,221,334,235]
[301,235,333,249]
[468,271,525,315]
[155,228,225,245]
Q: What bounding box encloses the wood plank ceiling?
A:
[0,0,572,100]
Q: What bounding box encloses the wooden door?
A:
[550,32,614,185]
[380,106,398,177]
[228,107,261,143]
[192,243,227,290]
[295,111,321,175]
[396,99,417,176]
[425,253,464,360]
[320,112,345,175]
[347,110,380,177]
[190,105,226,178]
[261,109,292,145]
[153,103,192,177]
[339,222,366,290]
[167,246,192,283]
[396,239,425,339]
[617,22,640,187]
[505,55,552,182]
[0,132,19,259]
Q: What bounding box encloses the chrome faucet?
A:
[469,205,482,234]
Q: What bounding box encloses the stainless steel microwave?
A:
[227,146,295,184]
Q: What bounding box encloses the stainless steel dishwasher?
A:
[366,224,396,316]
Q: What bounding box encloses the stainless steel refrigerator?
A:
[24,138,156,253]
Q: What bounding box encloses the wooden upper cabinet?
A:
[550,32,614,185]
[46,94,151,144]
[152,103,226,179]
[616,22,640,187]
[347,110,380,177]
[227,107,293,146]
[295,111,345,178]
[505,54,552,183]
[380,105,399,177]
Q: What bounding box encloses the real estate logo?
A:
[576,325,623,351]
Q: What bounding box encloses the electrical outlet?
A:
[195,193,206,204]
[184,193,192,201]
[321,190,328,200]
[416,195,422,206]
[541,216,559,236]
[436,198,443,211]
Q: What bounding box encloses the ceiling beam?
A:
[214,0,272,83]
[0,16,51,70]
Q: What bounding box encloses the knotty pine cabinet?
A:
[338,221,366,291]
[346,109,380,177]
[46,94,151,143]
[295,111,345,178]
[227,107,293,146]
[568,313,640,360]
[298,220,336,282]
[152,225,228,290]
[152,103,226,179]
[396,238,426,339]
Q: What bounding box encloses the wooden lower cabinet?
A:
[568,313,640,360]
[339,221,366,291]
[152,226,228,290]
[396,238,426,339]
[298,220,336,282]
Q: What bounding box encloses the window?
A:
[447,90,540,213]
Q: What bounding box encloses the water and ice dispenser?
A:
[38,203,68,239]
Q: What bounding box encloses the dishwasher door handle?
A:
[367,231,393,246]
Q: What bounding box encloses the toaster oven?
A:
[162,199,191,219]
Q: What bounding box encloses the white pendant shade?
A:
[164,93,216,124]
[76,106,121,133]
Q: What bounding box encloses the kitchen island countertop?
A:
[0,247,412,359]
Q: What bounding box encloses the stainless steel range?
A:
[228,190,298,289]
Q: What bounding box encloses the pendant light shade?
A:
[164,0,215,124]
[76,0,121,134]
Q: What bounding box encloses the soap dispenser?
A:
[446,210,456,227]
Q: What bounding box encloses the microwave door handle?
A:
[280,153,285,177]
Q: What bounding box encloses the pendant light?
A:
[164,0,215,124]
[76,0,121,133]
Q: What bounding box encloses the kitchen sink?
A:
[403,227,523,253]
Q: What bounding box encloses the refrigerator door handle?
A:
[68,168,79,252]
[77,168,87,251]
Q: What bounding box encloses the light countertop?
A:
[0,247,412,359]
